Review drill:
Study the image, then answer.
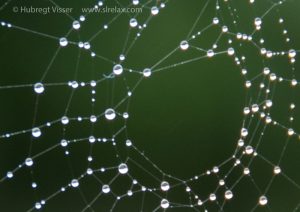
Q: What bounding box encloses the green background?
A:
[0,0,300,211]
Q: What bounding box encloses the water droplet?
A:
[262,67,270,75]
[245,146,254,155]
[241,128,248,137]
[129,18,138,27]
[180,40,189,50]
[127,190,133,196]
[71,179,79,188]
[254,17,262,26]
[269,73,277,81]
[89,136,96,143]
[209,193,216,201]
[35,202,42,209]
[59,37,68,47]
[61,139,68,147]
[102,184,110,193]
[160,199,169,208]
[61,116,69,125]
[219,179,225,186]
[126,139,132,146]
[151,6,159,15]
[79,15,85,22]
[288,49,296,58]
[84,42,91,49]
[291,79,297,86]
[212,166,219,173]
[160,181,170,191]
[222,26,228,32]
[227,47,235,55]
[90,115,97,122]
[259,195,268,205]
[238,139,244,147]
[105,108,116,120]
[207,49,215,57]
[87,168,93,175]
[288,128,294,136]
[123,112,129,119]
[244,167,250,175]
[244,107,250,114]
[213,17,219,24]
[78,42,84,48]
[34,83,44,94]
[143,68,152,77]
[251,104,259,113]
[113,64,123,75]
[119,54,125,61]
[265,100,272,107]
[245,81,252,88]
[132,0,139,5]
[72,20,81,30]
[25,158,33,166]
[6,171,13,178]
[32,182,37,188]
[118,163,128,174]
[274,166,281,174]
[32,128,41,138]
[225,190,233,199]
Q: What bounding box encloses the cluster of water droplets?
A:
[0,0,300,211]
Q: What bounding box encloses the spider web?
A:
[0,0,300,211]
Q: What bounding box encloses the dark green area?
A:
[0,0,300,211]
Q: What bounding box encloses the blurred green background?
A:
[0,0,300,211]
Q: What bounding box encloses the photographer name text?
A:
[13,6,73,15]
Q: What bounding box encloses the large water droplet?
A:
[72,20,81,30]
[35,202,42,209]
[61,116,69,125]
[259,195,268,205]
[105,108,116,120]
[102,184,110,193]
[129,18,138,27]
[288,49,296,58]
[180,40,189,50]
[160,199,169,208]
[151,6,159,15]
[132,0,139,5]
[160,181,170,191]
[71,179,79,188]
[61,139,68,147]
[32,128,41,138]
[143,68,151,77]
[25,158,33,167]
[118,163,128,174]
[59,37,68,47]
[225,190,233,199]
[254,17,262,26]
[34,83,44,94]
[209,193,216,201]
[273,166,281,175]
[113,64,123,75]
[6,171,13,178]
[207,49,215,57]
